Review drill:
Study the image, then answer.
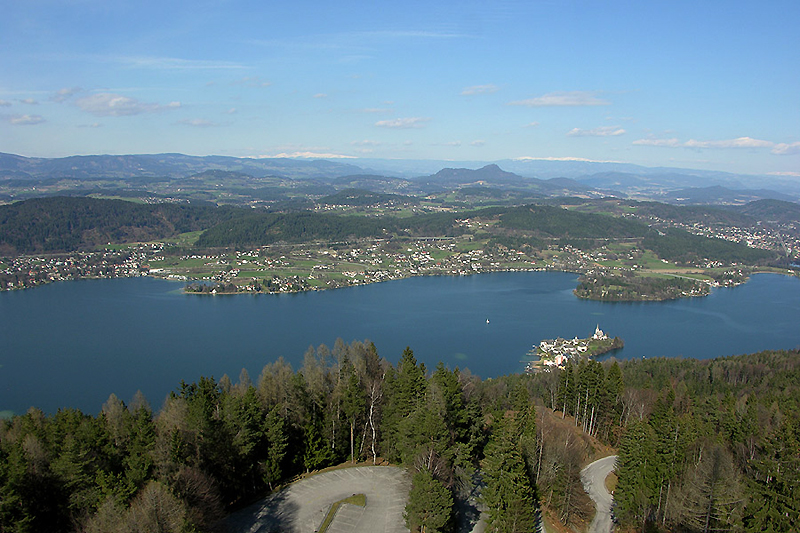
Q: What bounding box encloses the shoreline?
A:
[3,254,798,302]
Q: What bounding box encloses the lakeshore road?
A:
[226,466,411,533]
[581,455,618,533]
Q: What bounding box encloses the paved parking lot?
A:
[227,466,411,533]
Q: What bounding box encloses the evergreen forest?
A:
[0,340,798,533]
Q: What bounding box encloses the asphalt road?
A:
[226,466,411,533]
[580,455,617,533]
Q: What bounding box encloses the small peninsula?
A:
[525,326,624,373]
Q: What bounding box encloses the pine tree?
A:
[382,347,427,462]
[743,418,800,532]
[481,418,538,533]
[614,419,658,528]
[260,407,287,491]
[404,467,453,533]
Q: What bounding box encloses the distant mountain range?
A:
[1,152,797,205]
[0,152,364,180]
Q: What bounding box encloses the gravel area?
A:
[226,466,411,533]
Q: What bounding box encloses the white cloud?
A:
[51,87,83,103]
[634,136,791,153]
[0,100,11,107]
[509,91,610,107]
[567,126,626,137]
[313,93,327,99]
[524,121,540,128]
[77,122,102,128]
[471,140,486,147]
[771,142,800,155]
[75,93,181,117]
[178,118,219,128]
[20,98,38,105]
[461,84,499,96]
[362,107,393,114]
[684,137,773,149]
[225,108,237,115]
[440,141,462,147]
[7,114,45,125]
[632,138,681,147]
[375,117,430,128]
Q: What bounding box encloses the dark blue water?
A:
[1,272,799,415]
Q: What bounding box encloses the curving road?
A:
[580,455,617,533]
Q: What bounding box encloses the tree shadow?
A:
[224,489,299,533]
[455,473,486,533]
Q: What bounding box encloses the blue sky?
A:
[1,0,798,176]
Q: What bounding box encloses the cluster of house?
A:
[536,325,608,368]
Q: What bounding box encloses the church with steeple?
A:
[592,325,608,340]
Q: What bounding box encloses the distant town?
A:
[2,215,798,300]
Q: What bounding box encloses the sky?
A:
[1,0,799,176]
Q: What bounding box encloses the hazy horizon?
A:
[2,1,798,178]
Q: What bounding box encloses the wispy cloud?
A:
[684,137,772,149]
[51,87,83,103]
[267,151,357,159]
[231,76,271,87]
[471,140,486,147]
[461,84,499,96]
[313,93,327,99]
[632,138,681,147]
[247,28,466,63]
[120,56,246,70]
[509,91,610,107]
[771,142,800,155]
[0,100,11,107]
[6,114,45,125]
[351,139,382,146]
[358,30,465,39]
[375,117,430,128]
[20,98,38,105]
[75,93,181,117]
[513,156,622,163]
[362,107,393,114]
[567,126,626,137]
[768,171,800,176]
[634,136,793,154]
[178,118,219,128]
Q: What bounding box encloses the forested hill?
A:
[2,196,657,253]
[0,197,241,254]
[0,342,797,532]
[499,204,648,238]
[194,211,392,248]
[0,197,784,270]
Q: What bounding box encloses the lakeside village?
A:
[525,325,624,373]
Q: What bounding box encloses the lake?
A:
[2,272,799,416]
